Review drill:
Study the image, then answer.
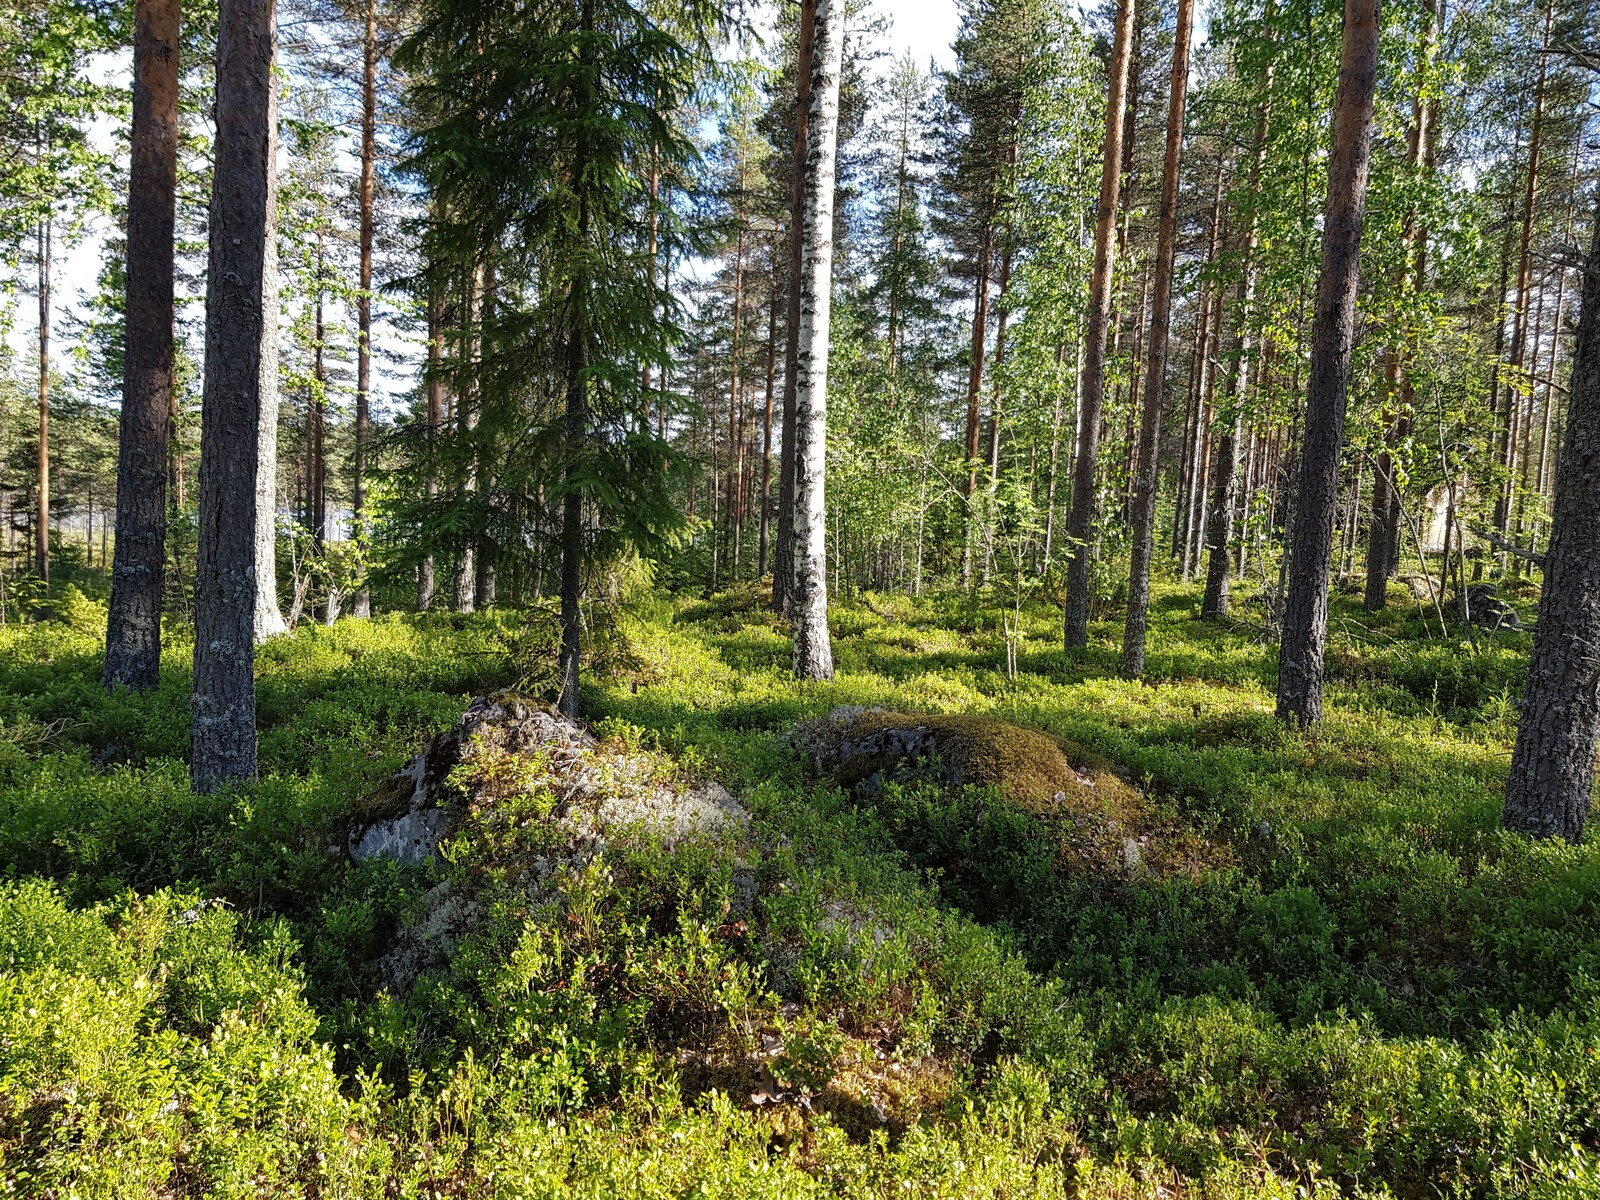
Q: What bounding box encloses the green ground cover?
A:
[1,580,1596,1198]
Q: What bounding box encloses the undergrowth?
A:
[1,582,1596,1198]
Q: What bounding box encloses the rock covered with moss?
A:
[792,705,1118,810]
[346,692,750,988]
[347,692,746,868]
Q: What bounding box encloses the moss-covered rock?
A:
[792,705,1136,815]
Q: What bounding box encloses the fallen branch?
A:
[1468,523,1545,568]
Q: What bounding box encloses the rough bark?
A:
[1365,2,1439,611]
[1122,0,1194,678]
[352,0,377,618]
[960,218,993,589]
[193,0,276,792]
[557,5,597,719]
[1502,196,1600,841]
[790,0,842,682]
[35,214,52,582]
[418,287,442,611]
[1062,0,1135,649]
[1276,0,1380,725]
[758,238,779,578]
[772,0,815,615]
[104,0,179,692]
[1201,78,1273,620]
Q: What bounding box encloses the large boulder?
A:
[347,693,746,867]
[347,694,594,865]
[791,706,1134,813]
[345,692,749,989]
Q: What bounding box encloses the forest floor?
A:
[2,577,1598,1198]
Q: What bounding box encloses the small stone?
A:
[1120,837,1145,874]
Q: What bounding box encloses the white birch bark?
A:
[790,0,843,681]
[253,87,287,643]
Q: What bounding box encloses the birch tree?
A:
[790,0,843,681]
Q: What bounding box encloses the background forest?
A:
[2,0,1600,1193]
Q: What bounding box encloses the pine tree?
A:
[1062,0,1135,649]
[1501,192,1600,841]
[1276,0,1380,726]
[191,0,278,792]
[1122,0,1195,677]
[104,0,180,691]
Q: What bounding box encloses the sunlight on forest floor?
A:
[1,580,1596,1198]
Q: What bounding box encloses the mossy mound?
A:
[793,706,1138,816]
[794,707,1226,881]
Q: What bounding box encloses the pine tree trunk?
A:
[960,219,993,590]
[418,287,442,611]
[1122,0,1194,677]
[773,0,815,615]
[352,0,377,618]
[1202,82,1274,619]
[758,238,779,578]
[105,0,179,692]
[1493,0,1552,563]
[790,0,842,682]
[1502,194,1600,841]
[1276,0,1379,725]
[193,0,277,792]
[725,227,746,581]
[557,4,597,718]
[1062,0,1135,649]
[1366,0,1440,613]
[36,219,50,583]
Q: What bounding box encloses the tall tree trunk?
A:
[192,0,276,792]
[557,3,597,719]
[1535,257,1568,508]
[252,98,286,643]
[105,0,179,692]
[1122,0,1194,678]
[418,286,442,610]
[352,0,377,617]
[310,233,327,550]
[1062,0,1135,649]
[772,0,815,615]
[1276,0,1380,725]
[1493,0,1553,560]
[758,239,779,578]
[725,226,746,581]
[1202,79,1274,620]
[36,218,50,583]
[454,266,482,613]
[790,0,843,682]
[960,217,993,590]
[1365,9,1437,610]
[558,317,586,717]
[1502,194,1600,841]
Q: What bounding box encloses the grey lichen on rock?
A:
[346,691,750,990]
[347,692,598,865]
